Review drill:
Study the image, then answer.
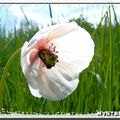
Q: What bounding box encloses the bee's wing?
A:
[47,23,79,41]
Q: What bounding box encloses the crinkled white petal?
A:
[25,63,79,101]
[28,84,42,98]
[21,22,94,101]
[21,42,42,97]
[21,41,29,74]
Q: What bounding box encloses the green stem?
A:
[41,99,46,114]
[0,48,21,112]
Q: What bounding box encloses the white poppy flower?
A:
[21,22,94,101]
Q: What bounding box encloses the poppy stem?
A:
[41,99,46,114]
[0,48,21,113]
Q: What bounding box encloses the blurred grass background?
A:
[0,5,120,114]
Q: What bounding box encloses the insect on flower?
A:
[21,22,94,101]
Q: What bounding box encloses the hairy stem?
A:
[0,48,21,112]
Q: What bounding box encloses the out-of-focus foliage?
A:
[70,15,95,34]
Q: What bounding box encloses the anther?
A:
[39,48,58,69]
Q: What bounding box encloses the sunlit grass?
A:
[0,5,120,114]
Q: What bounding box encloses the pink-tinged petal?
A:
[29,51,38,65]
[47,22,79,41]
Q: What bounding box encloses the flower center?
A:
[39,49,58,69]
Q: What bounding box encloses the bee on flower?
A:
[21,22,94,101]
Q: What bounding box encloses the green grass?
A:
[0,5,120,114]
